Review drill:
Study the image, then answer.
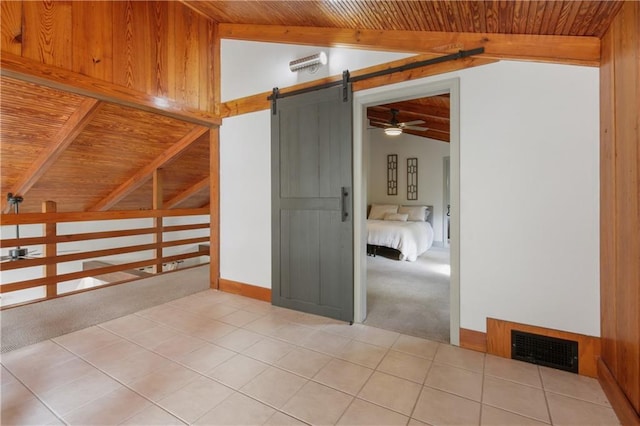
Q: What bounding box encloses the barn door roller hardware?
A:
[269,47,485,114]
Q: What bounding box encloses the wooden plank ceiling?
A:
[368,95,450,142]
[186,1,622,37]
[0,76,211,213]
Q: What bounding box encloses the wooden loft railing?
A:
[0,207,210,308]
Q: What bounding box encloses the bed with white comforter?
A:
[367,219,435,262]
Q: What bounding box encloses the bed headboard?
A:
[425,205,434,226]
[367,204,435,226]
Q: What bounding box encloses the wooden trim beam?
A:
[459,328,488,353]
[164,176,210,209]
[153,169,163,274]
[0,53,221,127]
[221,53,495,118]
[3,98,102,213]
[42,201,57,298]
[0,207,210,225]
[219,278,271,302]
[210,128,220,289]
[89,127,209,211]
[598,359,640,425]
[218,24,600,67]
[0,236,209,272]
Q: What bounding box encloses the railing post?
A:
[42,201,57,298]
[210,128,220,289]
[153,169,163,274]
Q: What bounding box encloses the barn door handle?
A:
[341,187,351,222]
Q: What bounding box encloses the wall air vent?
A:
[511,330,579,373]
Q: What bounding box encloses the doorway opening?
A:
[353,78,460,345]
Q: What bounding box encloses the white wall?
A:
[220,41,600,337]
[219,110,272,288]
[221,40,411,101]
[220,41,412,288]
[368,132,450,243]
[457,61,599,336]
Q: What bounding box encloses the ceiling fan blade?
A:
[404,125,429,131]
[369,121,392,127]
[400,120,425,126]
[0,255,12,261]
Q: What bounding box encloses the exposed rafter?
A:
[0,53,221,128]
[89,126,209,212]
[218,24,601,66]
[2,98,102,213]
[164,176,210,209]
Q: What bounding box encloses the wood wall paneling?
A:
[71,1,113,80]
[112,0,153,93]
[1,1,22,55]
[486,318,600,378]
[613,0,640,413]
[599,0,619,389]
[5,0,217,112]
[599,359,640,426]
[22,1,72,68]
[599,1,640,420]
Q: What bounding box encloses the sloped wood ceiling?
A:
[368,95,451,142]
[186,1,622,37]
[0,76,210,213]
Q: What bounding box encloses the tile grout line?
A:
[539,365,554,425]
[407,341,441,423]
[1,360,69,425]
[48,338,191,425]
[478,350,486,426]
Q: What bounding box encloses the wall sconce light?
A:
[384,127,403,136]
[289,52,327,73]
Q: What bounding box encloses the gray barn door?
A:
[271,84,353,322]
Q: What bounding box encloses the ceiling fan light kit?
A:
[373,108,428,137]
[384,127,403,136]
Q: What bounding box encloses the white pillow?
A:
[398,205,428,222]
[368,204,398,220]
[384,213,409,221]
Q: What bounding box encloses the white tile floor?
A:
[1,289,620,425]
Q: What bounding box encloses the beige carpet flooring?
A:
[0,265,210,353]
[364,247,450,343]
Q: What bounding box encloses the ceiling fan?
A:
[0,193,41,262]
[369,108,428,136]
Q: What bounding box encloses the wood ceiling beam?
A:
[0,53,221,128]
[373,102,450,118]
[221,53,496,118]
[89,126,209,212]
[367,111,450,133]
[2,98,102,213]
[218,24,600,66]
[164,176,210,209]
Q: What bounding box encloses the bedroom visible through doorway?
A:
[363,94,452,343]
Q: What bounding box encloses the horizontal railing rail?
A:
[0,208,210,306]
